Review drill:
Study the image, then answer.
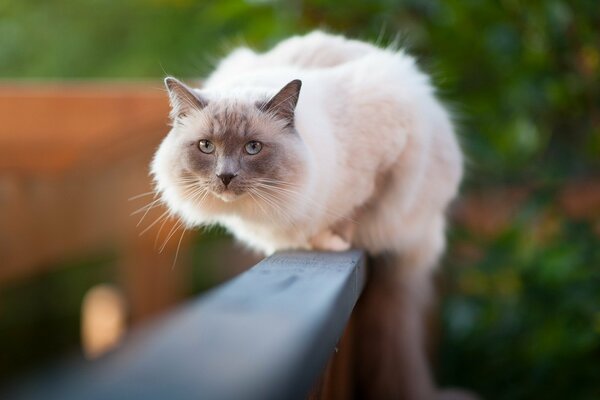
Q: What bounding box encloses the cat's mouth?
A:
[212,185,247,202]
[215,190,241,202]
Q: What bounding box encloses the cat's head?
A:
[152,77,309,218]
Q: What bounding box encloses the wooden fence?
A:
[0,82,188,322]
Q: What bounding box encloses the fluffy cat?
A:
[152,31,465,399]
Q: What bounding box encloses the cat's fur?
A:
[152,31,465,399]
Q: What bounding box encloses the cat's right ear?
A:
[164,77,207,121]
[260,79,302,127]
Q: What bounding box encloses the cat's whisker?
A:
[253,182,356,224]
[249,188,283,219]
[140,180,202,247]
[270,189,355,225]
[252,184,302,221]
[176,181,197,187]
[179,181,210,202]
[131,198,163,217]
[252,178,302,189]
[182,185,205,200]
[249,188,289,227]
[251,187,301,233]
[159,219,186,254]
[154,214,172,249]
[177,175,203,182]
[247,190,275,225]
[185,185,210,206]
[251,192,296,234]
[267,183,355,222]
[171,228,186,270]
[139,209,171,236]
[135,198,165,226]
[251,189,302,239]
[197,188,211,205]
[159,221,179,253]
[128,191,157,201]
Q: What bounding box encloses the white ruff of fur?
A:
[151,31,463,261]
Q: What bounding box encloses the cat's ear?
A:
[261,79,302,127]
[164,77,207,120]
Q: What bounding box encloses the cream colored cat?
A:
[152,31,466,399]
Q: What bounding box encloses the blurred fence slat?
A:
[0,82,188,322]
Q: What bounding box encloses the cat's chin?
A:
[215,191,244,203]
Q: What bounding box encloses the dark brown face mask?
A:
[163,77,305,201]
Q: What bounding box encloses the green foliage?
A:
[441,203,600,399]
[0,0,296,78]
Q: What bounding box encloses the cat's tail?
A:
[350,250,480,400]
[352,252,437,400]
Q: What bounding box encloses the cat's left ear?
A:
[164,77,207,120]
[261,79,302,127]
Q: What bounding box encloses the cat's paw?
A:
[310,230,351,252]
[323,234,351,251]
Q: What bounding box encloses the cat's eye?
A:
[198,139,215,154]
[245,140,262,155]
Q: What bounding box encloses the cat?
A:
[152,31,467,399]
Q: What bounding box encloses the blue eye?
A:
[245,141,262,155]
[198,139,215,154]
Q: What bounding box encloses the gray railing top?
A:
[6,250,366,400]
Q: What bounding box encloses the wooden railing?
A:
[5,250,366,400]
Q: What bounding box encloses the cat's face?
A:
[153,78,308,211]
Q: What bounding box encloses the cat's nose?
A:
[217,173,237,187]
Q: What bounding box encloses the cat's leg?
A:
[332,217,357,244]
[310,229,351,251]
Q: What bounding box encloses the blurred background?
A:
[0,0,598,399]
